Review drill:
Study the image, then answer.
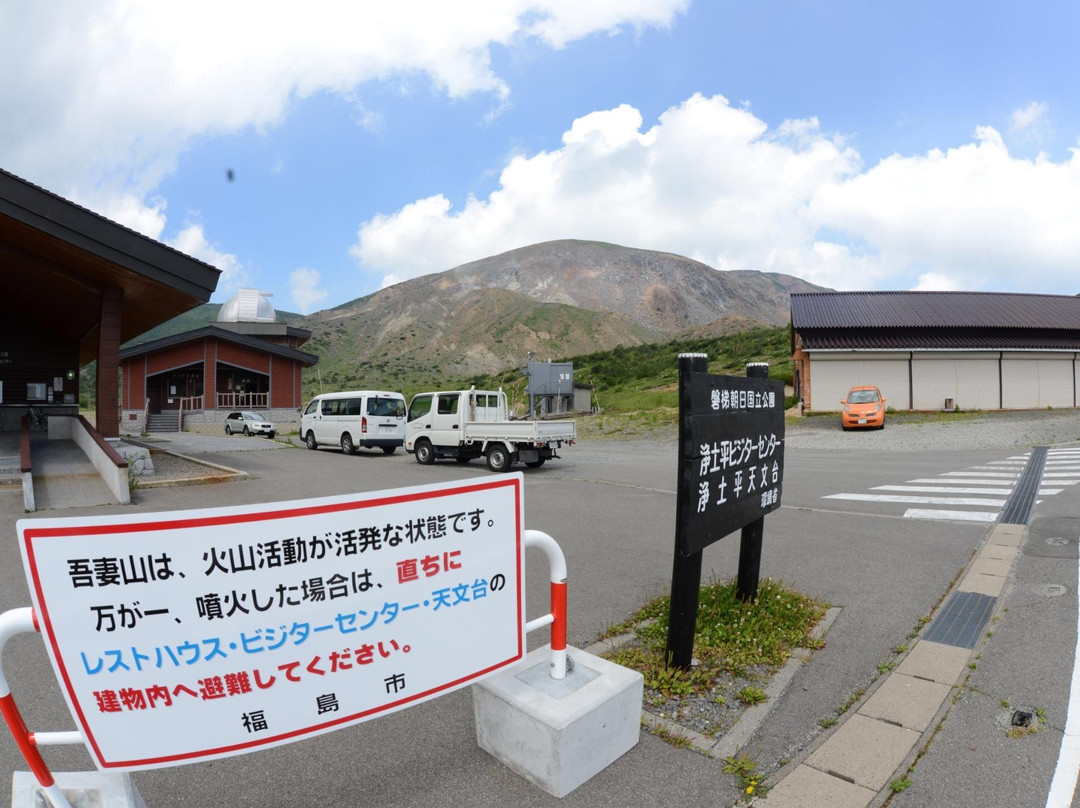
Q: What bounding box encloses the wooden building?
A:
[0,168,219,436]
[118,289,318,433]
[791,291,1080,412]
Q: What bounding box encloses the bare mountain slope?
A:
[298,240,825,387]
[434,240,820,331]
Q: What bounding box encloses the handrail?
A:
[523,529,568,679]
[76,415,127,469]
[0,608,77,808]
[20,414,31,473]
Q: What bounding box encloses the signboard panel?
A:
[18,476,525,771]
[678,372,785,556]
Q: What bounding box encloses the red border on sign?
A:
[21,477,524,769]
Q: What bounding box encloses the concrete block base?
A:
[472,644,643,798]
[11,771,147,808]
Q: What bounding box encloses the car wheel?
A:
[267,431,276,439]
[486,444,512,473]
[381,446,396,455]
[415,439,435,465]
[525,458,546,468]
[341,433,355,455]
[225,425,232,435]
[243,426,250,436]
[305,431,318,450]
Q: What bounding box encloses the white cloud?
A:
[912,272,962,291]
[1006,101,1049,147]
[168,224,247,293]
[1,2,687,191]
[809,126,1080,291]
[289,268,330,314]
[351,93,862,284]
[352,97,1080,296]
[0,0,687,282]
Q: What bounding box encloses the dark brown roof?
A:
[800,328,1080,351]
[791,291,1080,330]
[1,167,221,363]
[119,324,318,367]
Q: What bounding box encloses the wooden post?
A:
[736,362,769,602]
[665,353,709,669]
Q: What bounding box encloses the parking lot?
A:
[2,412,1078,806]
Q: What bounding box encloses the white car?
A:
[224,411,276,438]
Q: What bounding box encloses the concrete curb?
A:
[757,521,1025,807]
[124,440,249,488]
[581,606,843,761]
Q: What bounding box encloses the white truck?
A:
[405,388,576,472]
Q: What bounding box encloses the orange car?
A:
[841,385,886,430]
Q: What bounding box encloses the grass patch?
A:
[604,578,827,697]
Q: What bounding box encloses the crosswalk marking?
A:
[943,470,1018,477]
[873,485,1062,495]
[903,509,999,523]
[825,493,1007,506]
[822,448,1068,523]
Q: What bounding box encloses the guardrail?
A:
[0,608,80,808]
[1,527,569,807]
[523,529,568,679]
[20,414,31,473]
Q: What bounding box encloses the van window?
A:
[368,397,404,417]
[304,399,319,416]
[408,394,432,422]
[321,400,334,416]
[346,398,362,416]
[437,394,460,415]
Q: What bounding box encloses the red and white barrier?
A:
[522,529,568,679]
[0,606,80,808]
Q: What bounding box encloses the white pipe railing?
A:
[523,529,568,680]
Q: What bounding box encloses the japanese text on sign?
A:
[18,477,525,771]
[678,373,785,555]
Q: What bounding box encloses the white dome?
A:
[217,289,277,323]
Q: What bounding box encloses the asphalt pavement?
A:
[1,427,1077,807]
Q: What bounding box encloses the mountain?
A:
[118,240,825,390]
[298,240,824,388]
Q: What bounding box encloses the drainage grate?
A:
[998,446,1048,525]
[922,591,997,649]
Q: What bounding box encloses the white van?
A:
[300,390,407,455]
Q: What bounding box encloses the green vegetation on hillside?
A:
[464,324,792,414]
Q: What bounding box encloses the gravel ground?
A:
[785,407,1080,451]
[139,448,234,481]
[591,407,1080,753]
[581,408,1080,453]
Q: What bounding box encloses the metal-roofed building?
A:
[791,291,1080,412]
[0,167,220,437]
[119,289,318,434]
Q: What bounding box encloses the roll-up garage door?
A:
[809,354,908,411]
[1002,354,1074,408]
[912,354,999,410]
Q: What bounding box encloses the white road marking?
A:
[909,478,1032,486]
[873,485,1062,495]
[825,493,1006,506]
[903,509,999,522]
[944,470,1018,477]
[1045,541,1080,808]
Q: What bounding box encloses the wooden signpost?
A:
[666,355,785,670]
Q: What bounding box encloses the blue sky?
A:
[4,1,1080,313]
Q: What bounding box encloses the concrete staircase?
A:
[0,453,21,487]
[146,411,181,433]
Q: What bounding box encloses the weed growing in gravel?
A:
[723,755,768,801]
[603,577,827,697]
[737,686,768,705]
